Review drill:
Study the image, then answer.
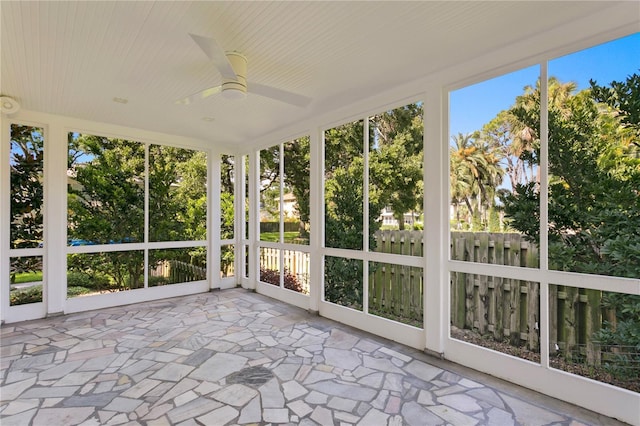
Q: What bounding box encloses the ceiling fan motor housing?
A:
[222,52,247,99]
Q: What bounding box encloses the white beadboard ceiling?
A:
[1,1,637,147]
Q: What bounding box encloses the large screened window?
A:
[258,137,310,294]
[8,124,45,306]
[323,102,424,326]
[449,66,542,361]
[448,33,640,392]
[67,132,207,297]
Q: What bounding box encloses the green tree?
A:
[369,103,424,230]
[501,74,640,379]
[68,134,145,289]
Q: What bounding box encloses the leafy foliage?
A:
[500,73,640,380]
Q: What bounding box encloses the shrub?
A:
[260,267,304,293]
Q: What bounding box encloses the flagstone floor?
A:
[0,288,625,426]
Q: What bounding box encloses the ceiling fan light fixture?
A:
[221,52,248,100]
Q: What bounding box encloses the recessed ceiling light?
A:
[113,97,128,104]
[202,117,215,122]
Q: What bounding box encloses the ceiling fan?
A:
[176,34,311,108]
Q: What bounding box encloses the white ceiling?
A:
[1,1,637,147]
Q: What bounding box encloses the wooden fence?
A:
[258,230,615,363]
[150,260,206,284]
[259,247,310,293]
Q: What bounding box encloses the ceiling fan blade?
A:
[250,82,311,107]
[175,85,222,105]
[189,33,237,80]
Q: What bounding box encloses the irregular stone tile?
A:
[103,396,143,413]
[259,378,285,408]
[403,360,442,382]
[211,383,258,406]
[256,335,278,347]
[385,395,401,414]
[283,380,308,400]
[438,394,483,412]
[141,351,180,363]
[433,384,466,396]
[21,385,79,398]
[0,376,37,401]
[310,406,334,425]
[383,373,404,392]
[487,407,515,424]
[66,347,115,362]
[358,407,389,425]
[363,356,405,374]
[189,352,247,382]
[1,399,39,415]
[273,363,300,381]
[401,401,445,425]
[352,365,376,379]
[122,378,161,399]
[42,397,63,408]
[459,378,483,388]
[181,349,215,367]
[388,414,404,426]
[324,347,361,370]
[262,347,287,360]
[142,403,173,421]
[9,353,54,370]
[150,363,194,382]
[263,408,289,423]
[4,370,37,384]
[305,390,329,404]
[378,347,412,363]
[324,329,359,350]
[98,410,117,423]
[174,390,198,406]
[238,396,261,424]
[154,378,199,406]
[328,396,358,412]
[372,389,390,409]
[289,400,313,418]
[295,348,314,358]
[309,380,377,402]
[120,360,157,377]
[32,407,94,425]
[197,405,238,425]
[194,381,221,396]
[38,359,84,380]
[62,392,119,408]
[303,370,336,385]
[358,372,384,388]
[0,408,37,426]
[167,397,222,423]
[500,394,566,426]
[428,404,478,426]
[54,371,99,386]
[417,389,436,405]
[105,412,129,424]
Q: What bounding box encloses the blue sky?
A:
[450,32,640,137]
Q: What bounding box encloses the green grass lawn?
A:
[12,271,43,283]
[260,232,300,243]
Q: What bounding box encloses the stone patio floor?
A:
[0,288,626,426]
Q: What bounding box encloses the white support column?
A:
[247,150,259,290]
[308,127,322,313]
[539,62,550,368]
[46,121,67,315]
[423,87,445,356]
[0,115,9,322]
[234,155,243,286]
[210,151,221,290]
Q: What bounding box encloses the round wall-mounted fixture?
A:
[0,96,21,115]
